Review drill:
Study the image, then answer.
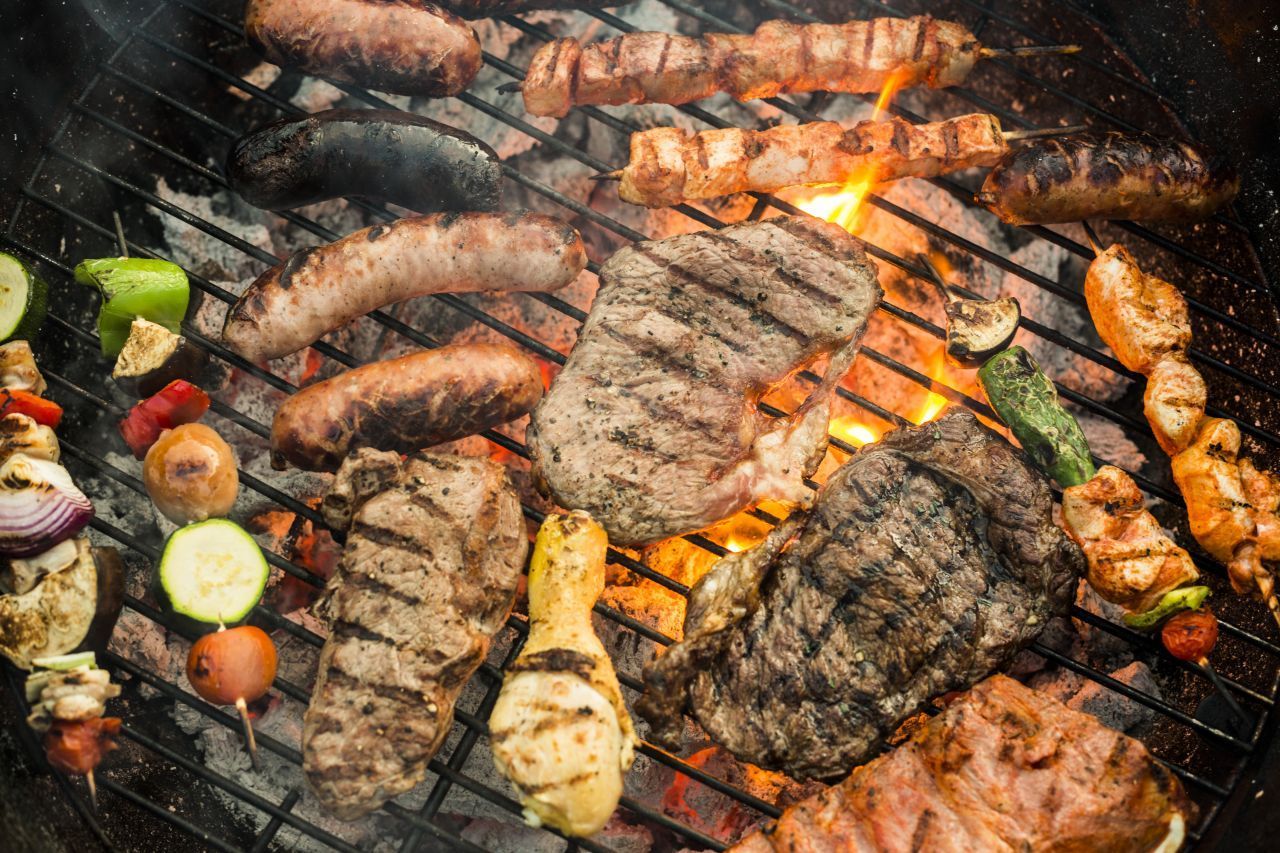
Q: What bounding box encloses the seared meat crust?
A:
[640,410,1082,778]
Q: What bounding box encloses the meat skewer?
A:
[504,15,1078,117]
[593,113,1084,208]
[1078,221,1280,630]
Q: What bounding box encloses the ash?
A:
[87,2,1177,850]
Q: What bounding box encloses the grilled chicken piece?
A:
[1241,459,1280,562]
[1084,244,1191,375]
[521,15,980,117]
[616,113,1008,208]
[303,450,526,820]
[1144,352,1207,455]
[489,512,637,837]
[639,410,1082,778]
[1061,465,1199,612]
[527,215,881,547]
[729,675,1193,853]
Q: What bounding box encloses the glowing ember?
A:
[794,69,907,233]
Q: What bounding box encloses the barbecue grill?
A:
[3,0,1280,850]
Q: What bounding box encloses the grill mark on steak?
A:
[638,410,1084,778]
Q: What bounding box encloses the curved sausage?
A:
[436,0,619,17]
[271,343,543,471]
[977,131,1239,225]
[227,109,501,213]
[245,0,481,98]
[222,211,587,362]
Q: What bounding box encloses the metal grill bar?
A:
[5,0,1277,848]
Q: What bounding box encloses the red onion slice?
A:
[0,454,94,558]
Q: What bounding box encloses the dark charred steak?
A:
[303,449,526,820]
[730,675,1193,853]
[526,215,881,546]
[640,410,1083,778]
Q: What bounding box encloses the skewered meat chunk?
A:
[526,215,881,546]
[1084,244,1191,375]
[1144,351,1207,455]
[729,675,1193,853]
[303,450,526,820]
[639,410,1082,778]
[522,16,980,117]
[979,131,1239,224]
[1061,465,1199,612]
[616,113,1007,208]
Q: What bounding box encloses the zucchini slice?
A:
[160,519,268,624]
[0,252,48,343]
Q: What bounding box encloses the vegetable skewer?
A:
[505,15,1078,117]
[920,254,1020,368]
[592,114,1083,208]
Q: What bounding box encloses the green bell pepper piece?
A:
[75,257,189,356]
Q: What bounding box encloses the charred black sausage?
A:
[271,343,543,471]
[222,211,587,362]
[227,109,502,213]
[977,131,1239,225]
[245,0,481,98]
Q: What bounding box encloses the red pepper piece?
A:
[44,717,121,776]
[118,379,211,459]
[0,388,63,429]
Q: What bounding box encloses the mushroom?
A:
[920,254,1021,368]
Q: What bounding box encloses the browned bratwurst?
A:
[223,211,587,362]
[271,343,543,471]
[245,0,481,98]
[435,0,619,17]
[977,131,1239,225]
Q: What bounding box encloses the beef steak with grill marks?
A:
[526,214,881,546]
[303,449,526,820]
[639,410,1084,779]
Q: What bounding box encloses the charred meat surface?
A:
[526,215,881,546]
[303,450,526,820]
[227,109,501,213]
[978,131,1239,224]
[436,0,619,17]
[730,675,1192,853]
[640,410,1083,778]
[244,0,481,98]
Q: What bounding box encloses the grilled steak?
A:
[730,675,1193,853]
[526,215,881,546]
[640,410,1083,778]
[303,449,526,820]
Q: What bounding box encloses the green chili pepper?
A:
[74,258,189,356]
[1122,585,1212,630]
[978,346,1096,488]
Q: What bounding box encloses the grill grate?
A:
[4,0,1280,849]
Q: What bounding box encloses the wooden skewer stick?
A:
[918,253,955,305]
[235,696,261,769]
[590,170,623,182]
[1079,220,1103,257]
[1196,655,1252,733]
[86,769,98,811]
[1001,123,1087,141]
[112,211,128,258]
[980,44,1083,59]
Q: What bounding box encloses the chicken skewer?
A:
[1079,221,1280,630]
[502,15,1078,118]
[592,113,1083,208]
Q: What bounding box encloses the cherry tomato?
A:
[1161,608,1219,661]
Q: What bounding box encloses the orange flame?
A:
[831,415,880,448]
[914,346,950,425]
[795,69,907,232]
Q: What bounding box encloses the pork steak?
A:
[303,449,527,819]
[640,409,1084,778]
[526,214,881,546]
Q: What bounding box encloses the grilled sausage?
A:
[222,211,587,362]
[227,109,501,213]
[271,343,543,471]
[435,0,619,17]
[977,131,1239,225]
[244,0,481,98]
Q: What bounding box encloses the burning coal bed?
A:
[68,2,1223,851]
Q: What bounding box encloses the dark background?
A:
[2,1,1279,850]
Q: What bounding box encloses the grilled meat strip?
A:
[639,410,1083,778]
[978,131,1239,224]
[730,675,1193,853]
[245,0,481,98]
[617,113,1006,208]
[521,15,979,117]
[303,450,526,820]
[526,215,881,547]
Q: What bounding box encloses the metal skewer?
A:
[590,170,623,182]
[496,80,523,94]
[979,44,1083,59]
[1001,124,1087,141]
[1080,220,1103,256]
[1196,655,1252,735]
